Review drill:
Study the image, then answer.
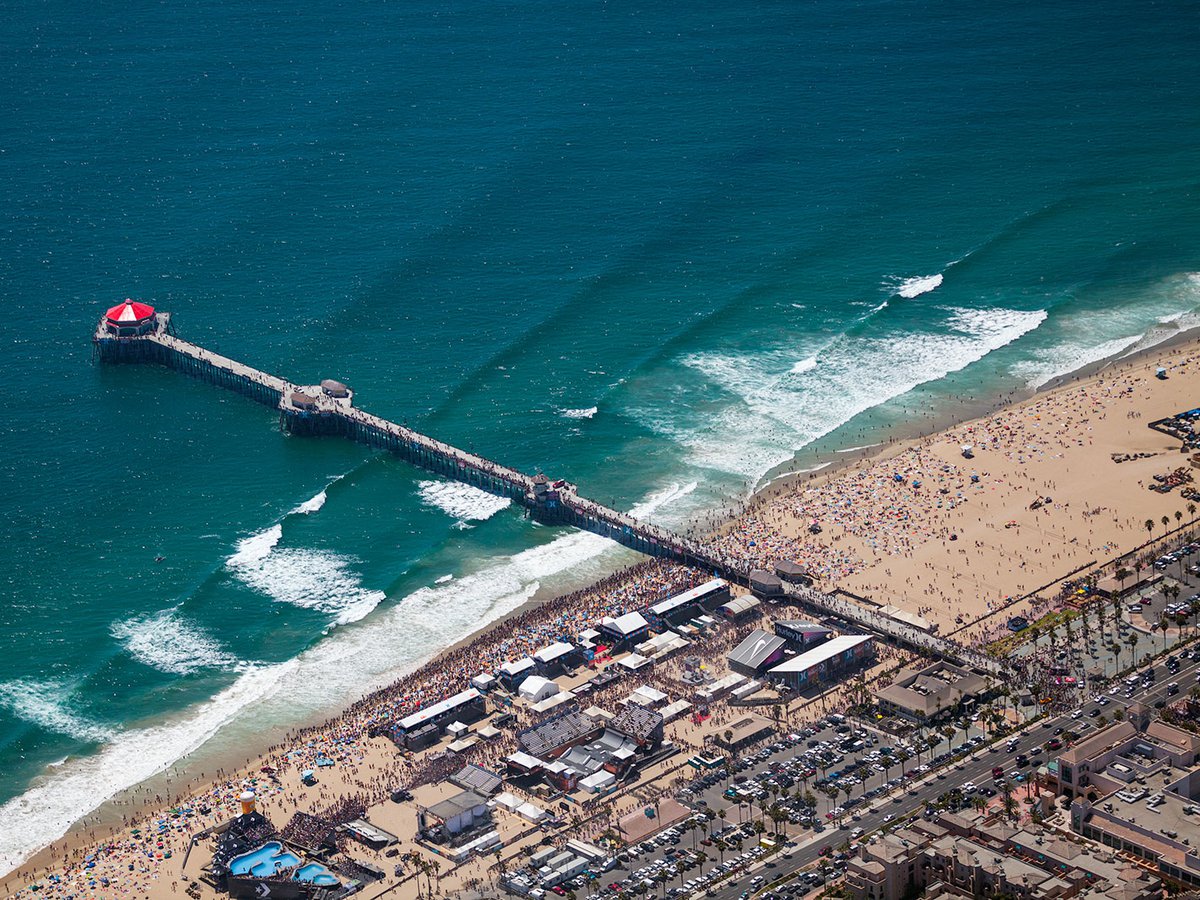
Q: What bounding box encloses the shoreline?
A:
[6,324,1200,888]
[750,321,1200,508]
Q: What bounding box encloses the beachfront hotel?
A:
[1050,714,1200,888]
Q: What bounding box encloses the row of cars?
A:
[1152,542,1200,571]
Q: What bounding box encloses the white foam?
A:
[1013,334,1140,389]
[417,480,512,522]
[0,661,293,876]
[894,272,943,298]
[226,524,282,567]
[1012,272,1200,389]
[629,480,699,520]
[667,305,1047,482]
[0,680,116,744]
[228,546,386,626]
[111,610,244,676]
[789,357,817,375]
[434,573,454,584]
[292,489,327,515]
[560,406,598,420]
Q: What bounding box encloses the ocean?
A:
[1,0,1198,872]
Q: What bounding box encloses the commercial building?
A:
[714,714,775,752]
[875,661,989,721]
[773,619,832,647]
[532,641,581,675]
[773,560,812,585]
[646,578,730,625]
[1057,716,1200,887]
[766,634,874,689]
[497,657,537,690]
[846,812,1160,900]
[418,790,493,847]
[598,611,651,646]
[391,688,486,750]
[748,569,785,598]
[727,628,789,676]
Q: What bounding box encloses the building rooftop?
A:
[648,578,728,616]
[601,611,650,637]
[727,629,788,671]
[397,688,482,732]
[610,704,664,742]
[449,763,503,796]
[875,660,988,716]
[517,708,599,758]
[427,790,489,822]
[533,642,576,664]
[767,634,872,674]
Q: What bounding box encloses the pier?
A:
[93,309,716,570]
[94,304,1012,676]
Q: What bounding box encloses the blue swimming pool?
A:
[296,863,339,886]
[229,842,301,878]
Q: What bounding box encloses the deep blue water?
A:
[1,0,1198,870]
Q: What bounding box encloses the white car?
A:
[963,781,976,792]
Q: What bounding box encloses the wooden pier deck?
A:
[93,311,1010,675]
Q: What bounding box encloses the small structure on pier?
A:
[289,391,319,410]
[320,379,350,398]
[103,299,157,336]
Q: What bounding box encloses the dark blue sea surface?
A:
[1,0,1198,869]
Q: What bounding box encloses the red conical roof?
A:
[105,299,156,324]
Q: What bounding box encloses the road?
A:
[697,644,1200,900]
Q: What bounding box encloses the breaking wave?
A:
[417,480,513,522]
[111,610,244,676]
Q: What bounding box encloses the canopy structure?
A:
[106,299,156,324]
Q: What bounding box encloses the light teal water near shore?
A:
[1,0,1198,871]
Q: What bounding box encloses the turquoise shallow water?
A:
[1,0,1199,871]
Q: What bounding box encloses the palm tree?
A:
[1163,515,1171,534]
[1146,519,1156,542]
[770,805,788,837]
[1001,783,1018,823]
[1115,567,1131,596]
[714,839,727,864]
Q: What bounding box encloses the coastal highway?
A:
[695,646,1200,900]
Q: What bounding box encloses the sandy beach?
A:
[8,333,1200,899]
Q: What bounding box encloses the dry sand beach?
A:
[8,335,1200,899]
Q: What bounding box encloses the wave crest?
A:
[560,406,598,420]
[892,272,944,298]
[417,480,512,522]
[0,680,116,744]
